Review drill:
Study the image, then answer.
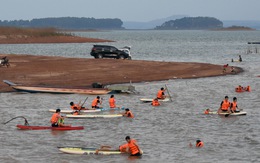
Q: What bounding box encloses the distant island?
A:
[0,17,124,30]
[212,25,256,31]
[0,27,113,44]
[155,17,223,30]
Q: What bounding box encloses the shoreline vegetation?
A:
[212,25,256,31]
[0,27,114,44]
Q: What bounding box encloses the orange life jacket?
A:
[221,100,230,111]
[196,142,204,147]
[157,90,164,99]
[231,102,237,111]
[109,97,116,108]
[128,139,139,155]
[126,111,134,118]
[246,86,251,92]
[50,113,60,124]
[152,99,160,106]
[70,104,80,110]
[204,110,209,114]
[92,98,99,107]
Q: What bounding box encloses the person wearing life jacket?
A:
[236,85,243,92]
[151,98,160,106]
[119,136,142,156]
[109,95,117,108]
[196,140,204,148]
[230,97,240,113]
[70,102,86,110]
[217,96,231,114]
[244,85,251,92]
[204,108,210,114]
[92,96,102,109]
[122,108,134,118]
[50,109,64,127]
[157,87,166,99]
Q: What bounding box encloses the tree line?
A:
[0,17,124,30]
[155,17,223,30]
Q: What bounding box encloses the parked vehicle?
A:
[90,45,132,59]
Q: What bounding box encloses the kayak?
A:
[58,147,123,155]
[49,109,102,113]
[207,111,247,116]
[49,107,125,114]
[66,114,123,118]
[140,98,170,102]
[16,124,84,130]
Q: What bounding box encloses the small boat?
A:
[58,147,123,155]
[49,107,125,114]
[207,111,247,116]
[16,124,84,130]
[66,114,123,118]
[3,80,111,95]
[140,97,170,103]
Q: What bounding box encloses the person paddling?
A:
[119,136,142,156]
[217,96,231,114]
[70,101,86,111]
[92,96,102,109]
[122,108,134,118]
[50,109,64,127]
[157,87,166,99]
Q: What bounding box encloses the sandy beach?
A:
[0,54,242,92]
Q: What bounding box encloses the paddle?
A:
[79,97,88,110]
[165,84,173,102]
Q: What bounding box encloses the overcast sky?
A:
[1,0,259,22]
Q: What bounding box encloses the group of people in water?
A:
[50,95,134,127]
[151,87,167,106]
[204,95,241,114]
[235,85,251,92]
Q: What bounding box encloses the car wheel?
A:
[96,54,103,59]
[127,56,132,60]
[119,55,125,59]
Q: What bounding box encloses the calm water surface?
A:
[0,30,260,163]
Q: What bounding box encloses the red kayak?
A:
[16,124,84,130]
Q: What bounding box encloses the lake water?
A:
[1,30,260,163]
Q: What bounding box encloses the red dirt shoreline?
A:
[0,54,242,93]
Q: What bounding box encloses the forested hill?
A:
[155,17,223,30]
[0,17,124,30]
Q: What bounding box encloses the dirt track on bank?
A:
[0,54,241,92]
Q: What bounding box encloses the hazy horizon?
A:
[0,0,260,22]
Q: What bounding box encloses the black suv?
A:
[90,45,131,59]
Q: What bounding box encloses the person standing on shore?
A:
[239,55,242,62]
